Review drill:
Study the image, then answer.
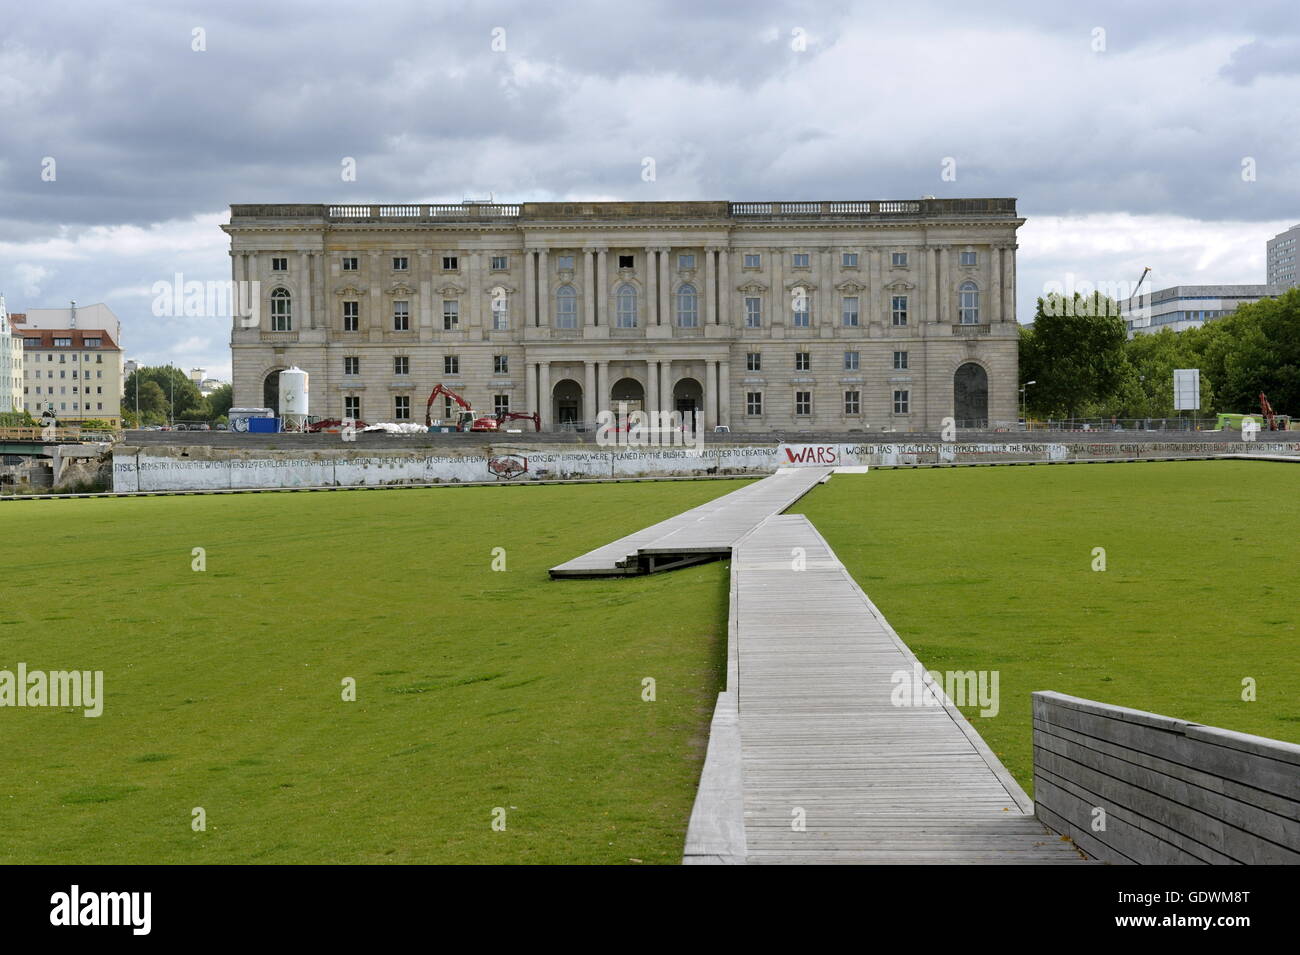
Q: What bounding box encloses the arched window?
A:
[676,283,698,327]
[555,285,578,328]
[959,281,980,325]
[616,284,638,327]
[490,288,509,330]
[270,288,292,331]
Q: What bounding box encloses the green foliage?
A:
[123,366,204,420]
[206,383,233,420]
[1020,293,1127,417]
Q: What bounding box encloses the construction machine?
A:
[423,383,541,432]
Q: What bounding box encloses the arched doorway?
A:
[609,377,645,427]
[954,363,989,428]
[552,378,583,431]
[673,377,704,428]
[263,369,283,414]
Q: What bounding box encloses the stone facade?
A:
[223,199,1023,431]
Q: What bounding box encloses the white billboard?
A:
[1173,369,1201,411]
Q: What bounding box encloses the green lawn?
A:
[0,480,749,864]
[791,460,1300,795]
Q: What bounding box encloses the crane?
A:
[424,383,540,432]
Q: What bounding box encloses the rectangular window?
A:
[792,253,810,268]
[393,301,410,331]
[494,355,509,374]
[443,300,460,330]
[893,389,910,414]
[393,256,409,271]
[442,255,459,271]
[746,392,763,416]
[395,396,410,420]
[84,338,101,348]
[341,256,358,271]
[792,292,810,327]
[490,255,508,271]
[677,253,695,269]
[745,297,762,328]
[344,356,359,376]
[557,255,574,271]
[746,352,762,372]
[893,350,909,370]
[892,252,908,267]
[394,356,409,376]
[891,295,908,326]
[444,356,459,376]
[494,394,510,416]
[271,257,288,271]
[795,391,811,416]
[344,396,360,419]
[841,252,859,268]
[844,390,861,415]
[743,253,761,268]
[960,250,977,266]
[54,338,71,347]
[618,254,634,269]
[343,300,359,331]
[492,295,509,330]
[842,296,859,327]
[844,350,859,371]
[795,352,810,371]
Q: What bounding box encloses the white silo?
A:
[279,366,310,432]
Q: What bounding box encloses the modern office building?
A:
[1267,225,1300,290]
[1121,285,1281,336]
[223,199,1025,431]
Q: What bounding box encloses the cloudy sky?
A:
[2,0,1297,380]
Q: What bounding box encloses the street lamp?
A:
[1020,381,1037,429]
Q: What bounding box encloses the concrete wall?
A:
[110,440,1300,492]
[1033,692,1300,864]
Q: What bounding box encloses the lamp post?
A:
[1019,380,1036,429]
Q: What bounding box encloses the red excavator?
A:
[424,383,541,432]
[1259,393,1290,431]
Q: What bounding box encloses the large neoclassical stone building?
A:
[224,199,1022,431]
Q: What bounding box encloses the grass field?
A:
[0,480,749,864]
[791,460,1300,794]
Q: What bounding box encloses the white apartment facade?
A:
[224,199,1024,431]
[0,296,23,414]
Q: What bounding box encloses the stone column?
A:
[871,248,885,327]
[468,252,482,330]
[705,248,717,325]
[418,251,432,329]
[645,359,660,445]
[300,251,313,329]
[718,360,731,428]
[660,360,672,417]
[596,249,608,326]
[537,248,549,328]
[526,361,538,420]
[597,361,609,417]
[583,249,595,327]
[1005,244,1017,323]
[538,360,551,430]
[645,248,657,327]
[926,246,938,323]
[819,247,833,327]
[770,248,784,328]
[368,252,381,333]
[524,250,536,328]
[658,247,670,326]
[705,360,718,430]
[991,246,1003,324]
[940,246,951,324]
[718,247,731,327]
[583,361,597,430]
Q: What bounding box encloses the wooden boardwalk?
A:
[548,467,833,577]
[701,514,1085,864]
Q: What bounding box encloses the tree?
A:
[1020,292,1128,418]
[206,383,233,420]
[123,366,204,420]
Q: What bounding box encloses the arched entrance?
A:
[673,377,704,428]
[263,369,282,414]
[552,378,583,432]
[954,362,989,428]
[609,377,645,427]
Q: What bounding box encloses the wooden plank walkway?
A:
[725,515,1086,864]
[548,467,833,577]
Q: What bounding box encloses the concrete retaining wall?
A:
[1033,692,1300,864]
[111,440,1300,492]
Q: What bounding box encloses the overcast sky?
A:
[2,0,1297,379]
